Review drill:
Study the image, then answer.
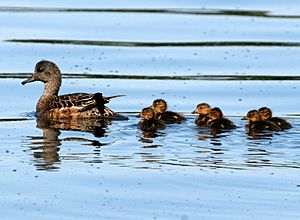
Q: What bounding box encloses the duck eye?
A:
[36,66,44,72]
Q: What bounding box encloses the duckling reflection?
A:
[151,99,186,123]
[192,103,211,127]
[258,107,292,129]
[24,117,112,171]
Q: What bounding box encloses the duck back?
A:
[159,111,186,124]
[248,121,281,131]
[270,117,292,129]
[209,118,236,130]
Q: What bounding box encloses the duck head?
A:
[208,107,223,121]
[258,107,272,121]
[192,103,211,115]
[242,110,261,122]
[22,60,62,96]
[152,99,167,114]
[138,107,156,120]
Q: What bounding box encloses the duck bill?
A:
[21,76,35,85]
[241,116,248,120]
[191,110,196,114]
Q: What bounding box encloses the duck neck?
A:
[43,79,61,96]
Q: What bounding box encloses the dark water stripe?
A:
[6,39,300,48]
[0,118,32,122]
[2,73,300,81]
[0,6,300,19]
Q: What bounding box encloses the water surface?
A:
[0,1,300,220]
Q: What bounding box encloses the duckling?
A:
[208,107,236,129]
[192,103,211,127]
[151,99,186,123]
[138,107,165,132]
[259,107,292,129]
[242,110,281,131]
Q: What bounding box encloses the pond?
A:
[0,1,300,220]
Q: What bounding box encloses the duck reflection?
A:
[246,129,274,140]
[25,117,112,171]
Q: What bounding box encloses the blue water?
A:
[0,1,300,220]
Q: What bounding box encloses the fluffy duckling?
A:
[138,107,165,132]
[192,103,211,127]
[242,110,281,131]
[259,107,292,129]
[151,99,186,124]
[208,107,236,129]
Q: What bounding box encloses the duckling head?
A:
[22,60,62,96]
[139,107,156,120]
[152,99,167,114]
[192,103,211,115]
[209,107,223,121]
[258,107,272,121]
[242,110,261,122]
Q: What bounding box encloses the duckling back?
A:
[270,117,292,129]
[158,111,186,124]
[248,121,281,132]
[209,118,236,130]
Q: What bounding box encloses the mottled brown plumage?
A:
[22,60,127,120]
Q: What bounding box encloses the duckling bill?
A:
[22,60,128,120]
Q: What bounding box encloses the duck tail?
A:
[104,94,126,101]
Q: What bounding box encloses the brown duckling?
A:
[192,103,211,127]
[242,110,281,131]
[259,107,292,129]
[138,107,165,132]
[151,99,186,124]
[208,107,236,129]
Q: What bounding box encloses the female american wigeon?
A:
[192,103,211,127]
[22,60,127,120]
[258,107,292,129]
[150,99,186,123]
[138,107,165,132]
[242,109,281,131]
[208,107,236,130]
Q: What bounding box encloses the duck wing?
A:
[51,93,125,114]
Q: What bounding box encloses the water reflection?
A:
[2,6,300,19]
[24,117,111,171]
[246,129,275,140]
[19,116,300,171]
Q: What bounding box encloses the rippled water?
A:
[1,1,300,220]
